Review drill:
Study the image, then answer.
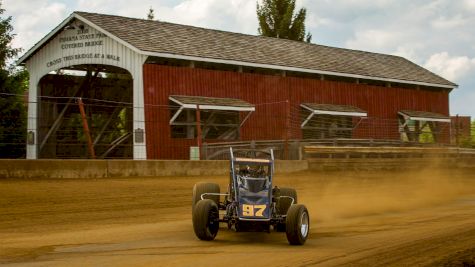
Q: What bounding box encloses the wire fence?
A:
[0,93,474,159]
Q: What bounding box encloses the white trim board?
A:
[169,96,255,112]
[300,104,367,128]
[181,104,255,112]
[312,110,367,117]
[398,112,451,123]
[402,116,450,123]
[300,104,367,117]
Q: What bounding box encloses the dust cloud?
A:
[290,167,475,223]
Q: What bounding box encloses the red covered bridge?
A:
[18,12,456,159]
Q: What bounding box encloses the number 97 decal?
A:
[242,204,267,217]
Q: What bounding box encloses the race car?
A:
[192,148,309,245]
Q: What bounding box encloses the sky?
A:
[3,0,475,118]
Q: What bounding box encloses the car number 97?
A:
[242,204,266,217]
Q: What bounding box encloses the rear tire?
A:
[275,187,297,232]
[192,182,220,211]
[278,187,297,215]
[286,204,309,245]
[193,199,219,241]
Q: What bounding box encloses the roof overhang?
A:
[398,111,451,123]
[300,103,367,128]
[301,103,367,117]
[169,95,254,126]
[169,95,255,112]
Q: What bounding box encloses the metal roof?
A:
[19,11,457,89]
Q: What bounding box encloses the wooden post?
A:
[284,100,290,160]
[415,120,420,143]
[196,105,202,159]
[455,114,459,146]
[428,121,439,143]
[78,98,96,159]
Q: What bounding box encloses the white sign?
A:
[42,25,124,70]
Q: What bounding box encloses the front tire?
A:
[286,204,309,245]
[193,199,219,241]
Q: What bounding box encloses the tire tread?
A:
[285,204,309,245]
[192,199,219,241]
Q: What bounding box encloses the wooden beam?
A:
[100,133,132,158]
[415,120,421,142]
[196,105,202,158]
[78,98,96,159]
[428,121,439,143]
[240,111,253,127]
[201,111,216,139]
[217,127,238,140]
[93,106,122,145]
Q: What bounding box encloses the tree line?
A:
[0,3,28,158]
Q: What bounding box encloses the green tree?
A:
[257,0,312,42]
[419,124,434,144]
[147,7,155,20]
[0,3,28,158]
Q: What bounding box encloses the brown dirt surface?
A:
[1,168,475,266]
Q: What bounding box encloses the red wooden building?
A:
[18,12,457,160]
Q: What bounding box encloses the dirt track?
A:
[1,169,475,266]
